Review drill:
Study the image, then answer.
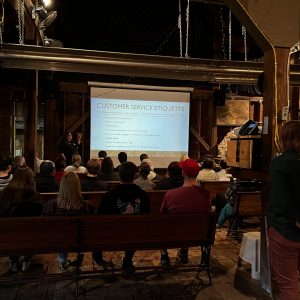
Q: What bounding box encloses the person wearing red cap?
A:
[160,158,212,266]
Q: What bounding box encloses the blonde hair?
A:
[57,172,84,210]
[72,154,82,169]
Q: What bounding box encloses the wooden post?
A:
[262,47,290,168]
[24,70,38,172]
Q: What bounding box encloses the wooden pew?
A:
[228,191,262,238]
[40,190,166,214]
[105,181,120,191]
[199,181,229,202]
[0,213,217,291]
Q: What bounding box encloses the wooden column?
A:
[24,70,38,172]
[261,47,290,169]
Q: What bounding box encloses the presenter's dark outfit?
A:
[268,151,300,300]
[59,141,76,166]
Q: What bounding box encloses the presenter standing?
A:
[59,132,76,166]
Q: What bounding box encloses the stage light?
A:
[41,0,52,8]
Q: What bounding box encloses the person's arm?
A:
[296,221,300,229]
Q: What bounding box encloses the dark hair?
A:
[101,157,114,174]
[98,151,107,159]
[202,158,214,169]
[0,155,12,172]
[219,160,227,169]
[118,152,127,163]
[12,166,35,189]
[281,121,300,154]
[139,162,150,179]
[86,159,100,175]
[119,162,137,183]
[40,160,55,174]
[139,153,148,162]
[168,161,182,178]
[55,158,66,171]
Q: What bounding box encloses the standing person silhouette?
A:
[59,132,76,166]
[268,121,300,300]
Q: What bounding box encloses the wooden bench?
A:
[227,191,262,238]
[40,190,166,214]
[0,213,217,294]
[199,181,229,202]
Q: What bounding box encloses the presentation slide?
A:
[90,86,190,168]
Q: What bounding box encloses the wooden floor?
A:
[0,228,273,300]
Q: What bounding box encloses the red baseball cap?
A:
[179,159,200,177]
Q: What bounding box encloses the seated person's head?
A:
[141,158,154,171]
[40,160,55,175]
[168,161,182,178]
[202,158,214,170]
[55,158,66,171]
[86,159,101,175]
[139,153,148,162]
[219,160,227,170]
[13,156,26,168]
[101,157,114,173]
[119,162,137,183]
[0,155,12,172]
[179,154,189,162]
[72,154,82,164]
[118,152,127,164]
[98,151,107,159]
[12,166,35,188]
[139,162,151,179]
[179,159,200,179]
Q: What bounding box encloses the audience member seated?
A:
[155,161,183,190]
[0,155,13,190]
[92,162,150,273]
[80,159,107,191]
[134,162,156,190]
[11,156,26,174]
[64,154,87,174]
[160,159,211,266]
[43,172,90,272]
[216,178,238,227]
[0,166,42,272]
[196,157,218,183]
[98,157,120,181]
[35,160,59,193]
[179,154,189,162]
[141,158,158,181]
[54,158,66,182]
[216,160,231,181]
[139,153,148,162]
[114,151,127,172]
[98,150,107,169]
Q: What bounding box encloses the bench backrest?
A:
[234,191,262,217]
[40,190,166,214]
[200,181,229,200]
[0,213,217,256]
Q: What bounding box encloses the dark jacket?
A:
[154,176,184,190]
[268,151,300,242]
[80,176,108,191]
[99,184,150,215]
[35,174,59,193]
